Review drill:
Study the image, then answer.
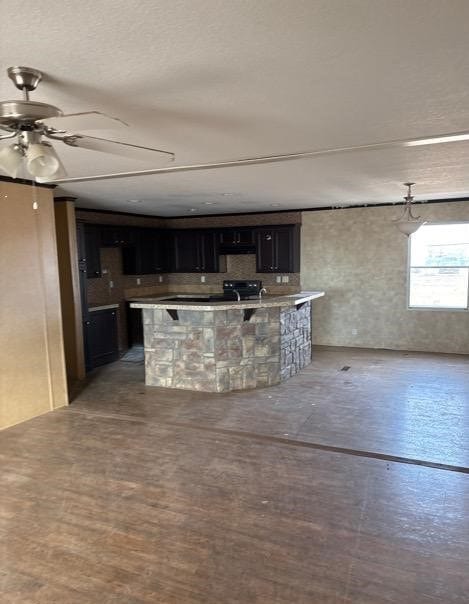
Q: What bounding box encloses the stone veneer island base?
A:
[130,292,324,392]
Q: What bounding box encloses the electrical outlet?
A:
[276,275,282,283]
[109,280,114,289]
[281,275,289,283]
[201,275,206,283]
[136,278,141,285]
[102,268,108,275]
[352,328,358,336]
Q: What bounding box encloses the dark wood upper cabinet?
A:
[198,230,219,272]
[122,228,168,275]
[171,230,219,272]
[78,221,300,277]
[83,224,102,278]
[219,228,255,249]
[171,230,200,272]
[255,225,300,273]
[100,225,133,247]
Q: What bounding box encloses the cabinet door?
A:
[256,229,276,272]
[172,230,201,272]
[276,225,300,272]
[199,231,219,272]
[86,309,119,368]
[84,224,102,278]
[153,230,170,273]
[219,228,254,246]
[134,228,156,274]
[237,229,254,245]
[219,229,237,245]
[274,228,293,272]
[100,225,131,247]
[122,229,169,274]
[256,226,300,273]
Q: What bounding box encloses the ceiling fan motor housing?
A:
[0,100,63,127]
[0,67,62,128]
[7,66,43,92]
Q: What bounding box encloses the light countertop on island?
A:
[129,291,324,311]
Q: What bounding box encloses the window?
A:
[408,223,469,309]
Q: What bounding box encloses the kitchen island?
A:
[130,291,324,392]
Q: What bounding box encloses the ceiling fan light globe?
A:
[0,144,23,178]
[26,143,60,178]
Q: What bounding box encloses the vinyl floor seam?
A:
[64,406,469,475]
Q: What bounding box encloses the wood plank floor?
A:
[1,346,469,603]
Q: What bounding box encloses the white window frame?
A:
[407,221,469,312]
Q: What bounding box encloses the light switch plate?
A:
[136,278,141,285]
[281,275,289,283]
[201,275,206,283]
[158,275,163,283]
[276,276,282,283]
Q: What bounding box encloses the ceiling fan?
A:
[0,66,175,181]
[1,65,469,185]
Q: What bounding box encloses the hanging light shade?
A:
[393,182,425,236]
[0,143,23,178]
[26,142,62,178]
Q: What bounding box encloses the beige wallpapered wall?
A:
[301,201,469,354]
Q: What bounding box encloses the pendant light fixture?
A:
[393,182,425,236]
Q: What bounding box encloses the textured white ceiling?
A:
[2,0,469,215]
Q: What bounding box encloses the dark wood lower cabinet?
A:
[85,309,119,370]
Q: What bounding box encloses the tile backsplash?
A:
[86,247,299,351]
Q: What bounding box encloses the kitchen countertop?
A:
[88,304,120,312]
[129,291,324,311]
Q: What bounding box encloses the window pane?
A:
[410,224,469,267]
[409,268,468,308]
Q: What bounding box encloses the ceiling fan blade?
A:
[50,128,469,184]
[40,111,128,132]
[62,134,175,163]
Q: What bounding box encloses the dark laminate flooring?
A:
[1,346,469,603]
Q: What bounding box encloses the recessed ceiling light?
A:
[189,208,197,212]
[127,199,142,203]
[270,203,281,207]
[222,193,234,196]
[203,201,217,205]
